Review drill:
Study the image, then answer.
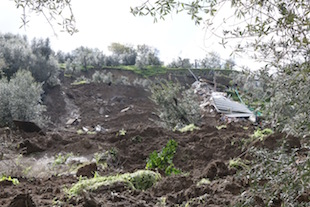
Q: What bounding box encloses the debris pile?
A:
[192,80,255,123]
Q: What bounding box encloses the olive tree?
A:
[132,0,310,137]
[0,33,60,87]
[13,0,77,35]
[136,44,162,68]
[108,43,137,66]
[0,70,46,127]
[167,57,192,68]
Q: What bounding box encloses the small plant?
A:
[229,158,249,170]
[118,128,127,136]
[174,123,200,133]
[197,178,211,186]
[131,135,143,143]
[216,125,227,130]
[53,153,73,165]
[251,128,273,140]
[0,175,19,185]
[146,139,181,176]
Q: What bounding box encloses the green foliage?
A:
[14,0,77,35]
[150,79,201,129]
[236,147,310,206]
[71,76,90,85]
[91,70,113,83]
[136,44,162,68]
[0,175,19,185]
[167,57,192,69]
[229,158,249,170]
[53,153,73,165]
[146,139,181,176]
[197,178,211,186]
[67,170,161,196]
[216,125,227,130]
[0,34,60,87]
[0,70,46,127]
[117,128,127,136]
[175,124,200,133]
[251,128,273,140]
[132,0,310,137]
[108,42,137,66]
[65,46,106,74]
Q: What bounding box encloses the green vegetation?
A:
[196,178,211,186]
[0,70,46,127]
[146,139,180,176]
[0,175,19,185]
[175,124,200,133]
[251,128,273,141]
[53,153,73,165]
[150,79,200,129]
[71,80,89,86]
[216,125,227,130]
[236,147,310,206]
[67,170,161,196]
[229,158,249,171]
[117,128,127,136]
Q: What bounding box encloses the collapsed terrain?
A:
[0,69,303,207]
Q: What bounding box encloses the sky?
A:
[0,0,263,69]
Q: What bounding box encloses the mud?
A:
[0,69,302,206]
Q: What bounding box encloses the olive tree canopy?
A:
[14,0,77,35]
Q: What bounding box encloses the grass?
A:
[104,65,236,77]
[175,124,200,133]
[66,170,161,196]
[71,80,89,86]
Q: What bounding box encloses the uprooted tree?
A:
[132,0,310,137]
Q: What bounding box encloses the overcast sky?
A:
[0,0,263,69]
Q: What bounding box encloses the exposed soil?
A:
[0,69,300,206]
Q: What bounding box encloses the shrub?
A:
[133,78,152,88]
[146,139,180,176]
[0,70,46,127]
[235,147,310,206]
[115,75,131,86]
[91,71,113,83]
[150,79,201,129]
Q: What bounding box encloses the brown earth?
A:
[0,69,299,207]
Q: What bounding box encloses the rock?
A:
[8,194,36,207]
[76,163,97,178]
[99,107,104,115]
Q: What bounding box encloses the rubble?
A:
[192,80,255,122]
